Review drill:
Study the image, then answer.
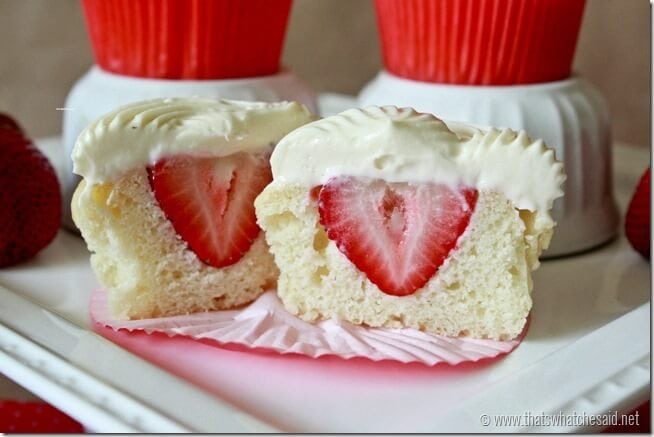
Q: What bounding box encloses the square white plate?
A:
[0,95,649,432]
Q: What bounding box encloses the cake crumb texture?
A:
[256,184,551,340]
[73,168,277,320]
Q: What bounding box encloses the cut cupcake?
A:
[255,106,565,340]
[72,97,313,319]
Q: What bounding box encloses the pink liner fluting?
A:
[91,289,524,366]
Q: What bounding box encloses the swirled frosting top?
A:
[72,97,313,183]
[270,106,565,223]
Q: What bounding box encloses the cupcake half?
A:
[72,98,313,319]
[255,107,565,340]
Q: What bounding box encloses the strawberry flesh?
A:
[318,177,477,296]
[149,152,272,268]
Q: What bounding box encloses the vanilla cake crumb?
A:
[73,168,278,320]
[256,184,549,340]
[71,98,313,320]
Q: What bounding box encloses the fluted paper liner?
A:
[91,289,523,366]
[374,0,586,85]
[82,0,293,79]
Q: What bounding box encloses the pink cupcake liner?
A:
[91,289,526,366]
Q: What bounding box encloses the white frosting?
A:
[72,97,314,183]
[270,106,565,225]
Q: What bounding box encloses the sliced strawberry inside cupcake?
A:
[72,98,313,319]
[255,105,565,340]
[149,152,272,268]
[318,177,477,296]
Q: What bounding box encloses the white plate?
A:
[0,95,650,432]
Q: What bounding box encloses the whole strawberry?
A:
[0,401,84,433]
[0,112,22,132]
[0,127,61,267]
[625,168,650,259]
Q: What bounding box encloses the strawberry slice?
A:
[149,152,272,268]
[318,177,477,296]
[625,168,650,259]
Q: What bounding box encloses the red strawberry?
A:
[318,177,477,296]
[625,168,650,259]
[0,130,62,267]
[149,152,272,268]
[0,113,22,132]
[0,400,84,433]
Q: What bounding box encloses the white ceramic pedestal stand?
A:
[359,71,619,257]
[61,66,317,229]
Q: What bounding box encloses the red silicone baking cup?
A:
[374,0,586,85]
[81,0,293,79]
